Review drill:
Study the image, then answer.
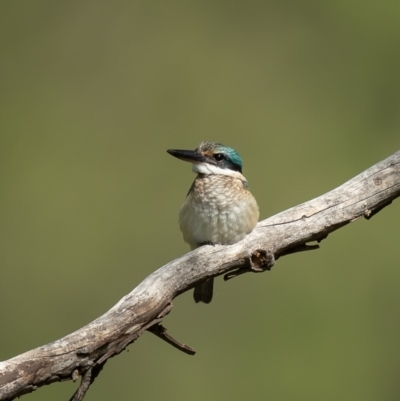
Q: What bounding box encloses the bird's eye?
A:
[214,153,225,161]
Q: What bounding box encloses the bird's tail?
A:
[193,278,214,303]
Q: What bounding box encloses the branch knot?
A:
[250,249,275,272]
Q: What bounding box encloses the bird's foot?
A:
[198,241,215,247]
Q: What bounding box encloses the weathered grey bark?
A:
[1,151,399,401]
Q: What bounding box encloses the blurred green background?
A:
[0,1,399,401]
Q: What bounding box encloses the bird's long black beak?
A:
[167,149,207,164]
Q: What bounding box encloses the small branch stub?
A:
[147,324,196,355]
[250,249,274,272]
[224,248,275,281]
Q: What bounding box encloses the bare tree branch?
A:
[1,151,399,401]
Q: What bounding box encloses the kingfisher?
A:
[167,141,259,303]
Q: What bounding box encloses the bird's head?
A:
[167,141,243,176]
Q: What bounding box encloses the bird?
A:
[167,141,259,303]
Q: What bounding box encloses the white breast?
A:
[179,175,259,250]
